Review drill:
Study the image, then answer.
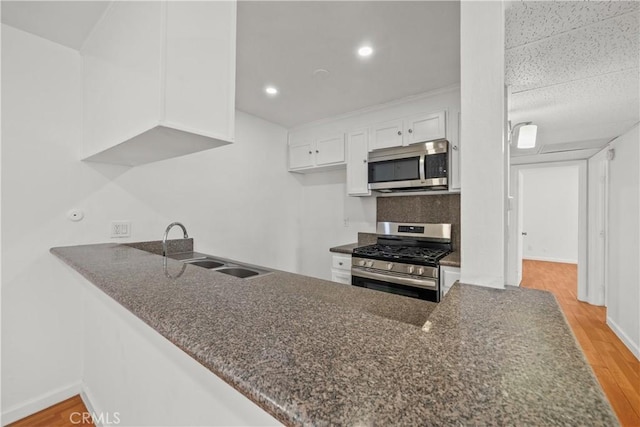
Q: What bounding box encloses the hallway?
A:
[521,260,640,426]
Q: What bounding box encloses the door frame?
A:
[507,160,588,300]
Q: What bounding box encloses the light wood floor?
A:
[8,395,94,427]
[521,259,640,427]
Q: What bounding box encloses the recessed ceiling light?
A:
[358,46,373,57]
[265,86,278,95]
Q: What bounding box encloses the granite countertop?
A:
[329,242,359,254]
[440,250,460,267]
[51,242,617,426]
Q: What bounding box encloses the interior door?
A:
[595,159,608,304]
[516,170,525,285]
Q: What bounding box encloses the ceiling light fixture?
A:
[265,86,278,95]
[357,46,373,57]
[510,121,538,149]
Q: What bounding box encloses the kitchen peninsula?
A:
[51,241,618,426]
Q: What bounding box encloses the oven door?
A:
[351,268,440,302]
[368,155,423,191]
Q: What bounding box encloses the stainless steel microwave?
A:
[368,141,448,192]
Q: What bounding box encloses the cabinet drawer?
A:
[332,255,351,271]
[331,270,352,285]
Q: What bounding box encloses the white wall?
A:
[2,25,90,421]
[606,124,639,358]
[296,171,376,279]
[521,166,579,263]
[460,1,506,289]
[1,24,302,422]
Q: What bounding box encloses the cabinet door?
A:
[347,130,371,196]
[440,266,461,298]
[449,110,461,191]
[316,134,345,166]
[370,119,404,151]
[289,142,315,169]
[405,111,446,145]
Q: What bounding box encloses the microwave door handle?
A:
[419,155,426,181]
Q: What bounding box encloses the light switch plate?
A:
[111,221,131,238]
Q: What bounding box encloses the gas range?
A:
[353,244,450,266]
[351,222,452,302]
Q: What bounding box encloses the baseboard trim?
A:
[523,256,578,264]
[607,316,640,360]
[80,385,104,427]
[1,381,82,425]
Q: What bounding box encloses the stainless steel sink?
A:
[177,254,271,279]
[185,259,225,269]
[216,267,261,278]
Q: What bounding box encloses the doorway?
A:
[507,161,589,301]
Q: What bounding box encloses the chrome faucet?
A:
[162,222,189,257]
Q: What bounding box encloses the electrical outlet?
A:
[111,221,131,238]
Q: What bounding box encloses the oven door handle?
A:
[351,268,437,290]
[419,154,426,182]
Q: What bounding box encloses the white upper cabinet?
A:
[370,119,404,151]
[289,141,315,170]
[347,129,371,196]
[288,133,346,172]
[163,1,235,140]
[81,1,236,166]
[449,110,461,191]
[405,111,446,145]
[316,135,346,166]
[370,110,447,151]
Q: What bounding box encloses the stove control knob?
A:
[386,263,393,270]
[365,261,374,268]
[407,266,415,274]
[358,260,366,267]
[417,267,424,275]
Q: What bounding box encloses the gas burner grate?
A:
[353,244,450,265]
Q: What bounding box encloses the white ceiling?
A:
[506,1,639,160]
[1,1,110,50]
[236,1,460,128]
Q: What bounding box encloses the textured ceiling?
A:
[1,1,110,50]
[506,1,640,160]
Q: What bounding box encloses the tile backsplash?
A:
[377,194,461,251]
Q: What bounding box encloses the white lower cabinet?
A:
[331,254,352,284]
[440,266,460,299]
